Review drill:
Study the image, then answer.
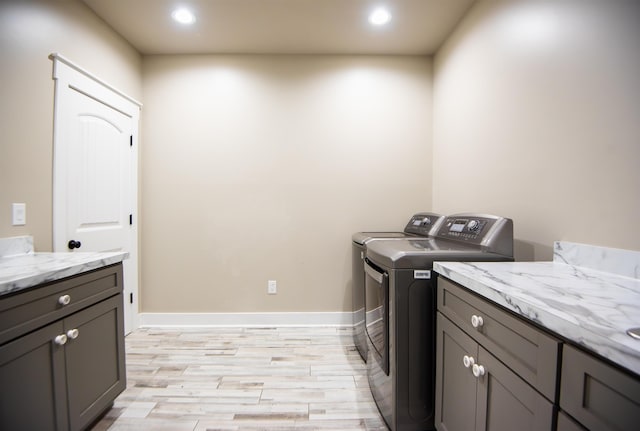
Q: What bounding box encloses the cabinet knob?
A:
[463,355,475,368]
[66,329,79,340]
[471,314,484,328]
[68,240,82,250]
[58,294,71,306]
[472,363,486,378]
[54,334,68,346]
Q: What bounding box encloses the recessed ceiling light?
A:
[171,8,196,25]
[369,7,391,26]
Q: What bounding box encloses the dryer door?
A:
[364,258,389,375]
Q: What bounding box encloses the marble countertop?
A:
[434,242,640,376]
[0,251,128,297]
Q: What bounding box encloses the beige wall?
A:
[141,55,433,312]
[433,0,640,260]
[0,0,141,251]
[5,0,638,315]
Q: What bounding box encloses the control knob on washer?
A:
[468,220,480,232]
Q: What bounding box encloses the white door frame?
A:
[50,53,141,332]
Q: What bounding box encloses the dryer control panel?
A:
[442,217,490,241]
[435,213,514,257]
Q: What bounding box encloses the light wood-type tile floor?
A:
[91,327,389,431]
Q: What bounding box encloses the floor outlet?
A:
[268,280,277,294]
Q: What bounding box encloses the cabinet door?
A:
[557,411,586,431]
[0,321,69,431]
[64,294,126,431]
[475,346,554,431]
[435,313,478,431]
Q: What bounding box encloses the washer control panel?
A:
[433,213,514,256]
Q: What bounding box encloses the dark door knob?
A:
[68,240,82,250]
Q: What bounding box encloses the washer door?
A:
[364,258,389,375]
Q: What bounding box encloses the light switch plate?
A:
[268,280,277,294]
[12,203,26,226]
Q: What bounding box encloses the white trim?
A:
[49,53,142,107]
[139,312,355,328]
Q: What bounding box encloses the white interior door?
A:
[66,89,130,252]
[51,54,140,335]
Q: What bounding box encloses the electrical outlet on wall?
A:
[12,203,26,226]
[268,280,277,294]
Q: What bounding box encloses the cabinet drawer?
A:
[437,277,559,401]
[0,264,123,345]
[560,344,640,431]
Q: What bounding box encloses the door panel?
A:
[68,89,130,253]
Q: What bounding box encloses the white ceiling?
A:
[81,0,476,55]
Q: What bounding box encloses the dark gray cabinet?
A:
[435,277,559,431]
[560,344,640,431]
[436,276,640,431]
[0,264,126,431]
[436,313,554,431]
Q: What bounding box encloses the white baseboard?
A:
[138,312,355,328]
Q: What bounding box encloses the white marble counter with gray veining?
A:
[434,241,640,376]
[0,236,128,297]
